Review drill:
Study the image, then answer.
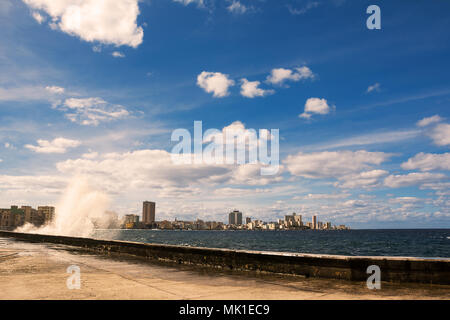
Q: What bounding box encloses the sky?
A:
[0,0,449,228]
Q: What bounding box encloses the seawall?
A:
[0,230,449,284]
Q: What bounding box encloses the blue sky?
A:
[0,0,449,228]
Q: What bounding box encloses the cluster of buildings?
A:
[122,203,349,231]
[0,205,55,230]
[238,212,349,231]
[0,201,348,232]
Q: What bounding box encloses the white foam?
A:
[16,176,115,238]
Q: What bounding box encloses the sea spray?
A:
[16,177,116,237]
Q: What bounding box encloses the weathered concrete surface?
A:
[0,231,449,284]
[0,237,449,300]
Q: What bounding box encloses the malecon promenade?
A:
[0,231,449,300]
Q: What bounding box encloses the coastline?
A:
[1,230,449,285]
[1,235,449,300]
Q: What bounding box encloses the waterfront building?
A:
[0,206,26,230]
[228,210,243,225]
[246,217,251,224]
[38,206,55,224]
[285,213,302,227]
[312,215,317,230]
[124,214,140,229]
[143,201,156,225]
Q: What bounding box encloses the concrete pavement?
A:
[0,237,449,300]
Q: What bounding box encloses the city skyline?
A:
[0,1,449,229]
[0,201,348,231]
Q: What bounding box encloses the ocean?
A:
[92,229,450,258]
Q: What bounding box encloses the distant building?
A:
[312,215,317,230]
[124,214,140,229]
[285,213,302,227]
[142,201,156,225]
[228,210,243,225]
[246,217,251,224]
[38,206,55,225]
[0,206,26,230]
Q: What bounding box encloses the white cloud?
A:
[112,51,125,58]
[284,150,392,179]
[384,172,446,188]
[0,175,67,194]
[266,66,313,85]
[45,85,65,94]
[416,115,443,127]
[401,153,450,171]
[240,79,274,98]
[308,129,421,150]
[0,86,53,102]
[301,193,350,200]
[367,83,381,93]
[202,121,279,174]
[54,149,245,194]
[336,170,389,189]
[287,2,320,15]
[32,11,45,24]
[23,0,144,48]
[173,0,204,7]
[299,97,333,119]
[429,123,450,146]
[25,137,81,154]
[57,97,130,126]
[227,1,247,14]
[197,71,235,98]
[82,151,99,159]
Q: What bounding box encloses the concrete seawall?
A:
[1,230,449,284]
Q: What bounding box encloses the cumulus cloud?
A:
[197,71,235,98]
[284,150,392,179]
[57,97,130,126]
[0,174,67,194]
[23,0,144,48]
[173,0,204,7]
[336,170,389,189]
[416,115,443,127]
[266,66,313,85]
[301,193,350,200]
[429,123,450,146]
[202,121,279,176]
[367,83,381,93]
[55,149,279,195]
[287,2,320,15]
[32,11,45,24]
[401,153,450,171]
[240,79,274,98]
[112,51,125,58]
[227,1,248,14]
[299,97,333,119]
[384,172,446,188]
[25,137,81,154]
[45,85,65,94]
